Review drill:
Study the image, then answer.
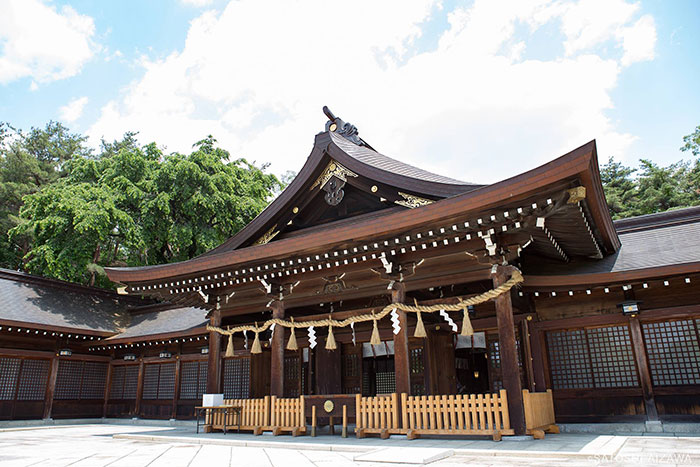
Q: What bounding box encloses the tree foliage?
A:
[600,125,700,219]
[2,125,280,287]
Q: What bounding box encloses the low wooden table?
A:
[195,405,242,434]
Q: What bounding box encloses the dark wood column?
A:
[493,265,525,435]
[520,319,536,392]
[529,325,548,391]
[629,317,658,421]
[42,356,59,419]
[172,355,182,419]
[102,362,113,418]
[206,309,222,394]
[134,358,145,416]
[270,301,285,397]
[392,283,411,395]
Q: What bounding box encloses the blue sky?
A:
[1,0,698,182]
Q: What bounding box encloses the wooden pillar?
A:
[493,265,525,435]
[207,309,222,394]
[529,326,548,391]
[134,358,145,416]
[270,301,285,397]
[172,355,182,419]
[629,317,658,421]
[102,362,113,418]
[520,319,536,392]
[42,356,59,419]
[392,283,411,396]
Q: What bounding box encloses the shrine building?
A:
[1,108,699,436]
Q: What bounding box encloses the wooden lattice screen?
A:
[546,325,639,390]
[223,357,250,399]
[284,354,300,397]
[142,363,176,400]
[55,360,108,400]
[0,357,49,401]
[109,365,139,400]
[409,344,425,396]
[341,344,362,395]
[487,329,524,392]
[179,360,208,400]
[643,319,700,386]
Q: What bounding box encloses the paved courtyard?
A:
[0,424,698,466]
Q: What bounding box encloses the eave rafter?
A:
[125,191,574,306]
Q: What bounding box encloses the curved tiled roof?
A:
[329,132,474,186]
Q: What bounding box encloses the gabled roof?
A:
[105,137,619,291]
[203,110,483,255]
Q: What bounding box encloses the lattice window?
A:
[375,358,395,394]
[342,353,360,378]
[587,326,639,388]
[55,360,83,399]
[643,319,700,386]
[410,348,424,375]
[123,365,139,399]
[0,357,20,400]
[17,359,49,401]
[546,329,593,389]
[110,366,126,400]
[142,364,160,400]
[284,355,300,397]
[487,330,524,392]
[180,361,208,400]
[223,358,250,399]
[81,362,108,399]
[157,363,175,400]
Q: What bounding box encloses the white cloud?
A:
[59,96,89,123]
[0,0,96,85]
[87,0,657,183]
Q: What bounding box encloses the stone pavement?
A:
[0,424,698,466]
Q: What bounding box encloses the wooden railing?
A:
[209,397,269,435]
[270,395,306,436]
[401,390,513,440]
[522,389,558,439]
[355,393,400,438]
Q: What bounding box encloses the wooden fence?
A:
[209,397,269,435]
[355,390,513,440]
[207,395,305,436]
[355,393,400,438]
[522,389,558,439]
[270,395,306,436]
[401,390,513,440]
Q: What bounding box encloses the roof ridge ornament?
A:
[323,106,364,146]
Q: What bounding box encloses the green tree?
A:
[681,125,700,156]
[634,159,697,215]
[12,133,281,287]
[0,122,91,269]
[600,157,638,219]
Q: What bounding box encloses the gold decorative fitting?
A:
[395,192,434,209]
[292,206,299,214]
[567,186,586,204]
[310,160,357,191]
[329,123,337,132]
[324,400,334,413]
[253,224,279,245]
[371,185,378,193]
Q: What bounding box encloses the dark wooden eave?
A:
[105,139,619,287]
